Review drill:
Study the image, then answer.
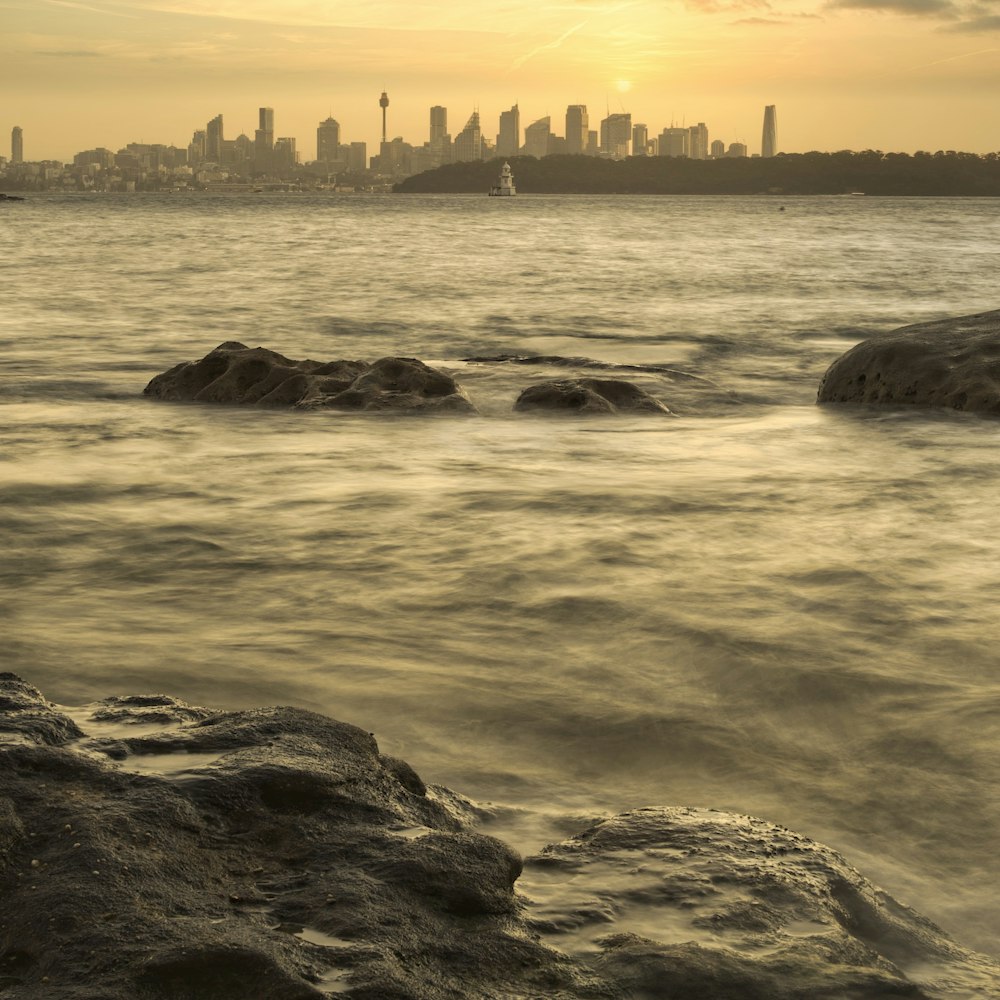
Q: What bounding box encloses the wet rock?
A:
[523,807,999,999]
[1,676,996,1000]
[301,356,477,414]
[817,309,1000,412]
[0,673,83,747]
[144,343,476,415]
[514,378,671,415]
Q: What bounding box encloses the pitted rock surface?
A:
[817,309,1000,412]
[1,674,996,1000]
[144,343,477,414]
[514,378,671,415]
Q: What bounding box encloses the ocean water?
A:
[2,191,1000,961]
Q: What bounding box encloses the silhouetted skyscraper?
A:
[317,117,340,162]
[430,106,447,144]
[710,139,725,158]
[658,127,688,157]
[762,105,777,158]
[632,123,648,156]
[524,116,551,158]
[453,111,482,162]
[565,105,588,155]
[688,123,709,160]
[206,114,224,163]
[600,113,631,158]
[255,107,274,166]
[497,105,520,158]
[379,91,390,145]
[11,126,23,164]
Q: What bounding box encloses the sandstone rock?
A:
[514,378,671,415]
[144,343,476,415]
[817,310,1000,412]
[1,674,996,999]
[300,356,477,414]
[522,806,999,999]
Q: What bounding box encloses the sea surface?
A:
[2,191,999,963]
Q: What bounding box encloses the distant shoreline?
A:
[395,151,1000,197]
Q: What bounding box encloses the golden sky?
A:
[4,0,999,160]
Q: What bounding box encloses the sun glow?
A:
[615,79,633,93]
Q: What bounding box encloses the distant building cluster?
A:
[0,102,777,191]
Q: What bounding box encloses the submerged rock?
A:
[1,673,996,999]
[817,309,1000,412]
[514,378,672,415]
[144,343,477,415]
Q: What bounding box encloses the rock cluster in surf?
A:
[144,344,679,417]
[818,309,1000,413]
[2,673,997,1000]
[144,343,477,414]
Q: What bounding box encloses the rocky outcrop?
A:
[514,378,671,415]
[144,343,477,415]
[1,673,996,999]
[817,310,1000,412]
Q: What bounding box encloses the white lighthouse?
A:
[489,161,516,197]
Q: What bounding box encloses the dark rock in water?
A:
[514,378,672,415]
[817,310,1000,412]
[144,343,476,415]
[1,673,996,999]
[299,356,477,414]
[524,807,999,999]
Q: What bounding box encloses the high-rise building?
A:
[348,142,367,173]
[632,124,648,156]
[188,130,206,166]
[273,137,297,172]
[11,126,23,164]
[379,91,390,144]
[688,123,709,160]
[524,116,551,159]
[206,115,224,163]
[317,117,341,162]
[565,105,588,155]
[429,106,447,144]
[728,142,748,158]
[762,105,777,158]
[453,111,482,162]
[658,127,689,157]
[255,107,274,169]
[710,139,725,158]
[587,130,599,155]
[496,105,520,158]
[600,113,631,158]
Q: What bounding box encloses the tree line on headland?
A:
[394,150,1000,196]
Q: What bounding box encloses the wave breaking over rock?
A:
[1,673,996,999]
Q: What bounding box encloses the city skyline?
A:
[5,0,1000,162]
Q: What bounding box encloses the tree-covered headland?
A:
[394,151,1000,196]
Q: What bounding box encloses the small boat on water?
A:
[0,193,25,202]
[489,162,516,197]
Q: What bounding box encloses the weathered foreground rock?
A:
[1,673,997,1000]
[817,309,1000,412]
[514,378,671,415]
[144,343,477,414]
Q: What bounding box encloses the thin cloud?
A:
[946,11,1000,25]
[827,0,956,13]
[34,48,103,55]
[512,20,588,67]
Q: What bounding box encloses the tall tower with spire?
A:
[379,91,390,145]
[761,105,777,158]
